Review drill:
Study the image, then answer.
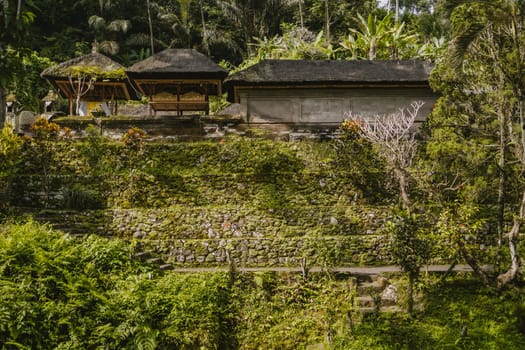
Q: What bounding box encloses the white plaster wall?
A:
[238,88,437,125]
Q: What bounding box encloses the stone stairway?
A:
[134,247,404,313]
[350,274,402,313]
[135,250,174,271]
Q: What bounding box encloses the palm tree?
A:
[155,0,194,48]
[88,15,131,55]
[215,0,296,55]
[147,0,155,53]
[199,0,210,56]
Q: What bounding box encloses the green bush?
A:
[63,184,105,210]
[0,221,237,349]
[1,221,525,349]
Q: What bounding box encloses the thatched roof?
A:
[224,59,432,86]
[41,52,138,100]
[41,52,126,79]
[126,48,227,80]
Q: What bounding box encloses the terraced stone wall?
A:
[9,135,402,267]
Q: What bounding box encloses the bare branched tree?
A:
[67,67,96,115]
[347,100,424,210]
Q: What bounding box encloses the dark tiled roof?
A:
[224,59,432,85]
[126,48,227,78]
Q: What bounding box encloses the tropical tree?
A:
[339,13,421,60]
[345,101,424,211]
[67,66,96,116]
[248,26,338,62]
[88,14,131,55]
[9,51,54,112]
[155,0,197,49]
[0,0,35,125]
[215,0,296,55]
[428,0,525,286]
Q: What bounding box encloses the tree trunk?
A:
[16,0,22,19]
[3,0,8,29]
[298,0,304,29]
[498,98,525,286]
[75,78,82,115]
[324,0,330,42]
[394,167,411,211]
[497,189,525,286]
[497,109,506,267]
[200,0,210,56]
[407,272,414,315]
[0,86,6,127]
[457,238,491,286]
[369,38,377,60]
[146,0,155,54]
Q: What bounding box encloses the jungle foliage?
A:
[0,0,445,115]
[3,0,525,348]
[1,220,524,349]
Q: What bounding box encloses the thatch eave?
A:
[41,52,140,101]
[126,48,227,78]
[41,52,127,80]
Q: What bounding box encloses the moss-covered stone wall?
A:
[8,133,404,267]
[30,206,392,266]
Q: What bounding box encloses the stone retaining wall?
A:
[31,207,393,266]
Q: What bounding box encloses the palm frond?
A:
[125,33,151,47]
[88,15,106,30]
[98,40,120,55]
[449,21,487,68]
[441,0,496,15]
[107,19,131,33]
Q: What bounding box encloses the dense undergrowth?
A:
[1,124,524,348]
[4,127,392,210]
[1,221,524,350]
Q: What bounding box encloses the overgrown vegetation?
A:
[3,0,525,347]
[0,220,237,349]
[0,221,524,349]
[341,277,525,350]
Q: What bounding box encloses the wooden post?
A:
[177,84,181,116]
[205,83,209,115]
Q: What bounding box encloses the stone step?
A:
[358,306,380,313]
[146,257,164,265]
[379,305,403,313]
[359,305,403,313]
[355,296,377,308]
[135,251,152,261]
[357,281,387,295]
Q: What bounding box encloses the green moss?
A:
[10,136,406,266]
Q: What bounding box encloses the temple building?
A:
[41,49,138,116]
[223,59,436,126]
[126,48,228,117]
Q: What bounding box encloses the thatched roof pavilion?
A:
[41,51,138,116]
[224,59,433,103]
[126,48,228,116]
